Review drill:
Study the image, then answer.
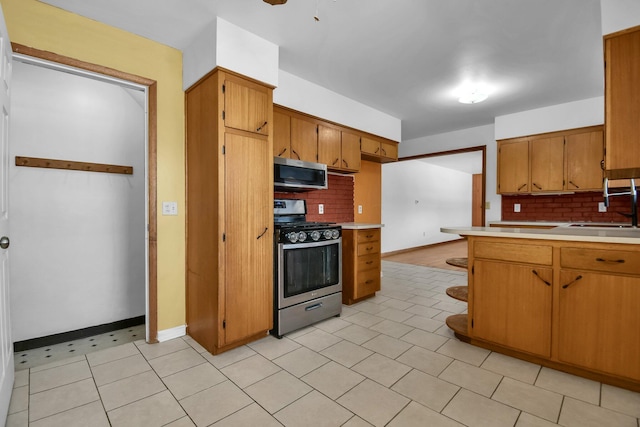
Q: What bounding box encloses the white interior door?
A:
[0,3,12,423]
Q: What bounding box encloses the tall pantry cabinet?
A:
[186,68,274,354]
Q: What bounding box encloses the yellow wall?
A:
[1,0,186,331]
[354,160,382,223]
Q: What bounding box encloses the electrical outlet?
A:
[162,201,178,216]
[318,204,324,214]
[485,201,490,209]
[598,201,607,212]
[514,203,521,213]
[358,205,363,214]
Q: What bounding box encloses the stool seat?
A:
[445,257,468,269]
[446,286,468,302]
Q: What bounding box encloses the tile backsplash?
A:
[274,174,355,223]
[502,191,633,223]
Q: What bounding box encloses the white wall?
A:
[494,97,604,140]
[601,0,640,35]
[382,161,472,252]
[398,124,499,224]
[10,61,146,341]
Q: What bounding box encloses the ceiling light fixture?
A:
[458,90,488,104]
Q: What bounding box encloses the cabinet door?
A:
[565,131,603,191]
[224,132,273,345]
[605,28,640,175]
[224,79,270,135]
[558,270,640,381]
[472,260,552,357]
[530,136,564,192]
[380,141,398,160]
[361,137,380,156]
[318,125,341,168]
[273,109,291,158]
[341,132,361,172]
[498,140,529,193]
[290,117,318,162]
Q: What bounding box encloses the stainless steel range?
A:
[271,198,342,338]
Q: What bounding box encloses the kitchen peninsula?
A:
[441,225,640,392]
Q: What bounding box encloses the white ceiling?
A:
[39,0,604,142]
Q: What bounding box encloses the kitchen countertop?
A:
[441,225,640,244]
[338,222,383,229]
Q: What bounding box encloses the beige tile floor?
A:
[5,261,640,427]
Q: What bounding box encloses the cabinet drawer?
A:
[357,240,380,256]
[357,229,381,243]
[561,247,640,275]
[357,253,380,272]
[474,241,552,265]
[356,269,381,298]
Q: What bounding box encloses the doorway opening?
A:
[9,44,158,351]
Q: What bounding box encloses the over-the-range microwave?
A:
[274,157,328,192]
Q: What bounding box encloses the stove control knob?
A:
[323,229,332,240]
[286,232,298,243]
[310,230,321,241]
[331,229,340,239]
[297,231,307,242]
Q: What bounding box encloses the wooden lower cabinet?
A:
[465,236,640,390]
[473,260,552,357]
[342,228,381,304]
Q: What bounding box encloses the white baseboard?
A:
[156,325,186,342]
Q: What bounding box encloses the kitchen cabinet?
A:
[291,116,318,163]
[497,126,604,194]
[186,68,273,354]
[604,25,640,179]
[318,127,361,172]
[459,235,640,390]
[497,140,529,193]
[273,109,291,158]
[361,136,399,163]
[342,227,381,304]
[340,131,361,172]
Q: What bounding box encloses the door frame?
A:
[11,43,159,343]
[401,145,487,226]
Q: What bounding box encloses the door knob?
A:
[0,236,9,249]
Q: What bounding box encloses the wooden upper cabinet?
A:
[318,125,341,168]
[273,109,291,158]
[341,131,361,172]
[498,140,529,194]
[223,78,270,135]
[604,25,640,179]
[530,136,564,192]
[361,137,381,156]
[565,130,604,191]
[290,116,318,163]
[380,141,398,160]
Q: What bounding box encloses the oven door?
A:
[277,238,342,309]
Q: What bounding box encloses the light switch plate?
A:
[514,203,521,213]
[598,201,607,212]
[358,205,363,214]
[318,204,324,214]
[162,201,178,216]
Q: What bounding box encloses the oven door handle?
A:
[281,238,341,250]
[305,302,323,311]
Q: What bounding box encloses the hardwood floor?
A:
[382,239,468,271]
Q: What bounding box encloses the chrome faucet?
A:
[603,177,637,227]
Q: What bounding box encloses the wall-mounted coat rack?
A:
[15,156,133,175]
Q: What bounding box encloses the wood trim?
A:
[12,43,159,344]
[381,238,466,257]
[603,24,640,40]
[15,156,133,175]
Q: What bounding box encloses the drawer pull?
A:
[366,246,374,251]
[305,302,323,311]
[595,257,625,264]
[531,270,551,286]
[562,275,583,289]
[365,234,374,238]
[364,280,374,285]
[365,261,374,265]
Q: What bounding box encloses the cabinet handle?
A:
[256,121,268,132]
[600,159,605,170]
[381,147,387,156]
[375,147,380,154]
[517,183,527,191]
[562,275,583,289]
[365,261,374,265]
[568,180,580,189]
[277,147,287,156]
[531,270,551,286]
[332,158,339,166]
[365,234,374,238]
[532,182,542,190]
[595,257,625,264]
[342,159,349,168]
[364,280,374,285]
[292,149,301,160]
[366,246,374,251]
[256,227,268,240]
